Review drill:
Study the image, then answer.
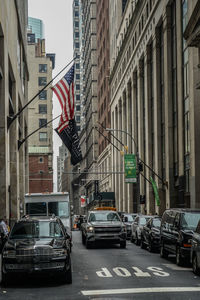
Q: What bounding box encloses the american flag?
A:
[52,64,82,166]
[52,65,74,133]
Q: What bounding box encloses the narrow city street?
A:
[1,230,200,300]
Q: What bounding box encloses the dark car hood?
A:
[4,238,64,250]
[90,221,122,227]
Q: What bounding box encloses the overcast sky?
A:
[28,0,74,191]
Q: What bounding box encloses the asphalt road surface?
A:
[1,230,200,300]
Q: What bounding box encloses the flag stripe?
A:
[61,78,73,119]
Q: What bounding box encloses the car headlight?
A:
[54,248,68,256]
[3,250,16,258]
[87,226,94,233]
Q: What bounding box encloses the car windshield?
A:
[89,212,120,222]
[181,213,200,231]
[152,218,161,228]
[9,221,63,239]
[140,217,149,225]
[124,215,135,222]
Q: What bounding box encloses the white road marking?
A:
[162,264,192,271]
[81,287,200,296]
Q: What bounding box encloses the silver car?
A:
[131,215,152,245]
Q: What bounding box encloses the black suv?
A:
[0,216,72,284]
[160,208,200,266]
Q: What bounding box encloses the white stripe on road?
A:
[81,287,200,296]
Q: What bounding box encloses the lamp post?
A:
[105,128,140,212]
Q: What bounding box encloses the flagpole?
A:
[18,114,61,149]
[7,56,76,130]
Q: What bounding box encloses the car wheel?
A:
[160,240,168,258]
[0,260,7,285]
[130,234,135,243]
[120,240,126,248]
[192,255,200,275]
[82,233,86,245]
[135,234,140,246]
[176,247,184,266]
[140,238,146,249]
[148,240,153,252]
[62,258,72,284]
[85,238,92,249]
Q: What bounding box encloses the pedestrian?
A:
[0,217,9,253]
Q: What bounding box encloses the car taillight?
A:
[183,243,192,248]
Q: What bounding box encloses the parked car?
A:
[0,215,72,285]
[81,209,127,248]
[131,215,152,245]
[160,208,200,266]
[140,216,161,252]
[122,213,137,239]
[191,220,200,275]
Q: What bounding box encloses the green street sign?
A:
[124,154,137,183]
[150,176,160,206]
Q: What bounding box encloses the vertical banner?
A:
[124,154,137,183]
[80,195,86,208]
[150,176,160,206]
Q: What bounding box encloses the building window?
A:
[76,63,80,69]
[76,74,80,79]
[39,118,47,128]
[39,90,47,100]
[75,42,79,48]
[38,77,47,86]
[39,104,47,114]
[76,94,80,100]
[75,21,79,27]
[39,64,47,73]
[76,84,80,90]
[76,105,80,111]
[76,115,80,122]
[39,157,44,163]
[39,132,47,141]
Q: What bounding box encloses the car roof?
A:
[164,208,200,213]
[89,210,118,213]
[17,215,59,223]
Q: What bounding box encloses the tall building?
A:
[27,20,55,193]
[28,17,44,41]
[73,0,81,133]
[57,143,68,192]
[79,0,99,202]
[96,0,112,194]
[0,0,29,223]
[109,0,200,214]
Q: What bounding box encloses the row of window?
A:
[113,0,155,97]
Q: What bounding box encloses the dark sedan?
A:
[191,220,200,275]
[140,216,161,252]
[0,216,72,284]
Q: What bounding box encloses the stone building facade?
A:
[96,0,112,194]
[0,0,29,223]
[27,35,54,193]
[110,0,200,215]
